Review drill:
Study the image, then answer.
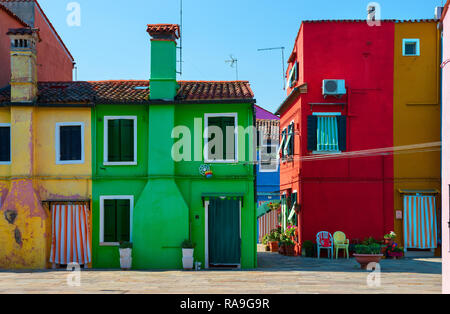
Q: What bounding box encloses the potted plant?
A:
[353,243,383,269]
[119,241,133,270]
[302,240,315,257]
[387,246,404,259]
[181,239,195,270]
[384,231,397,245]
[262,234,271,251]
[283,238,296,256]
[268,227,281,252]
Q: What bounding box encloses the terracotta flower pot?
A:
[354,254,384,269]
[286,245,295,256]
[269,241,279,253]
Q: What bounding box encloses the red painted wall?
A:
[0,3,73,88]
[0,9,23,87]
[280,21,395,244]
[34,4,73,82]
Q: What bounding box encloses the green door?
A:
[208,198,241,266]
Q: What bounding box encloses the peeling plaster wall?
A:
[0,106,92,269]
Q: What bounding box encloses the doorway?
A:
[205,198,241,268]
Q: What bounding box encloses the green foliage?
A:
[268,227,282,242]
[181,239,195,249]
[354,244,381,255]
[302,240,315,250]
[362,237,381,246]
[119,241,133,249]
[262,234,270,245]
[285,225,297,238]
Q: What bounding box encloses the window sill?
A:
[99,242,120,247]
[56,160,85,165]
[312,151,342,155]
[103,161,138,166]
[0,162,11,165]
[205,159,239,164]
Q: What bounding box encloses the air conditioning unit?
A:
[322,79,346,97]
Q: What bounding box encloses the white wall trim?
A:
[55,122,85,165]
[103,116,138,166]
[204,113,239,163]
[99,195,134,245]
[0,123,11,165]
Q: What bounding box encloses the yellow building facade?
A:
[393,21,441,256]
[0,29,91,269]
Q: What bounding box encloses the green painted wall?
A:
[149,40,178,100]
[91,102,256,269]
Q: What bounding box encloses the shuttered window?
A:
[105,117,136,164]
[58,125,82,162]
[103,199,131,243]
[307,115,346,153]
[288,62,298,88]
[206,115,237,161]
[0,126,11,163]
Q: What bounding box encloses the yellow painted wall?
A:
[393,22,441,253]
[0,107,92,269]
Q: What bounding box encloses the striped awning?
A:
[50,204,92,265]
[403,195,438,250]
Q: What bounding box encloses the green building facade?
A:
[91,24,257,269]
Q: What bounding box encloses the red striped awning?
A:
[403,195,438,250]
[50,204,91,265]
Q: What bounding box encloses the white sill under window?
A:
[312,150,342,155]
[205,159,238,164]
[103,161,138,166]
[99,242,121,247]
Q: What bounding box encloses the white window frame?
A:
[103,116,138,166]
[99,195,134,246]
[55,122,85,165]
[402,39,420,56]
[0,123,11,165]
[204,113,238,163]
[312,112,342,155]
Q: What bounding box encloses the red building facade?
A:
[0,0,74,87]
[276,21,395,247]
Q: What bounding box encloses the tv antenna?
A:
[225,55,239,80]
[177,0,183,76]
[257,46,286,90]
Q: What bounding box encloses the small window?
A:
[204,114,237,162]
[104,116,137,165]
[307,113,346,153]
[0,124,11,164]
[56,123,84,164]
[100,196,133,244]
[288,62,298,88]
[403,39,420,56]
[281,122,295,158]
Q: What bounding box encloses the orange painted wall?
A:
[393,21,441,252]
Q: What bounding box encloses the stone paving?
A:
[0,246,442,294]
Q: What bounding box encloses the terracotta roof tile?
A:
[147,24,180,39]
[0,80,255,104]
[0,2,29,26]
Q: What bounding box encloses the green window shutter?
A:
[116,199,131,242]
[120,119,134,162]
[222,117,236,160]
[108,120,121,162]
[208,117,221,159]
[338,116,347,152]
[60,126,82,161]
[103,200,117,242]
[307,116,317,151]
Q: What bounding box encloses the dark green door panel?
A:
[208,198,241,265]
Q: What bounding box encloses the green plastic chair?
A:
[333,231,349,259]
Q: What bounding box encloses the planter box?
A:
[119,248,132,270]
[269,241,278,253]
[354,254,383,269]
[182,248,194,270]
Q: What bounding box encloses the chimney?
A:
[147,24,180,100]
[7,28,40,103]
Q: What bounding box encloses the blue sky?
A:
[39,0,444,113]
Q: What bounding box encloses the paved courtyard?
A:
[0,246,442,294]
